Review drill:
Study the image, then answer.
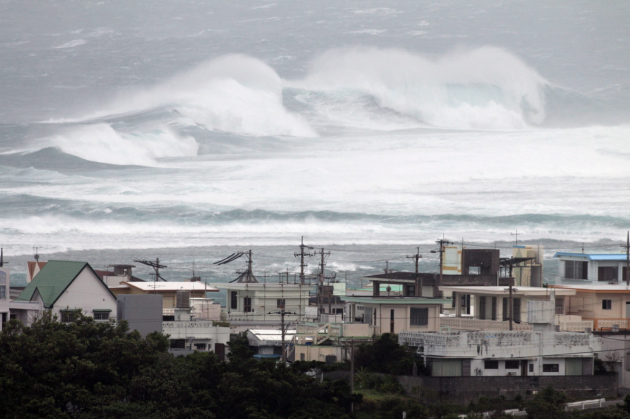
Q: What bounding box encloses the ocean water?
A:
[1,1,629,291]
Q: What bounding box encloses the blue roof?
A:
[553,252,628,261]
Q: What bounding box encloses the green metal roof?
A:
[340,296,452,305]
[16,260,114,308]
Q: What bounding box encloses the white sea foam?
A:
[40,123,198,166]
[54,39,87,49]
[289,46,548,130]
[63,55,317,138]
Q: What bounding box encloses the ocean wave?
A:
[35,123,198,166]
[286,46,548,130]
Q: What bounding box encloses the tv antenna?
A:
[134,258,167,282]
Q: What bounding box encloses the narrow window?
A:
[277,299,285,309]
[300,353,305,361]
[230,291,238,309]
[244,297,252,313]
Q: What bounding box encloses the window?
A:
[410,308,429,326]
[231,292,238,310]
[529,364,534,373]
[603,299,612,310]
[93,311,109,321]
[163,315,175,321]
[277,299,285,309]
[484,360,499,369]
[9,313,16,320]
[565,260,588,280]
[513,298,521,323]
[599,267,618,282]
[170,339,186,349]
[244,297,252,313]
[468,266,481,275]
[505,360,519,369]
[300,353,305,361]
[195,343,206,350]
[543,364,559,373]
[407,285,415,296]
[0,286,5,300]
[60,310,81,323]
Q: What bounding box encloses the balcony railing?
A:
[440,316,533,331]
[585,318,630,331]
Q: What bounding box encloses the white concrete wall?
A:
[53,267,118,321]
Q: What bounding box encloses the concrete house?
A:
[16,260,118,323]
[554,252,629,284]
[399,297,602,377]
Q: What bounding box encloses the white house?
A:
[399,297,602,377]
[554,252,629,284]
[212,282,312,323]
[15,260,118,323]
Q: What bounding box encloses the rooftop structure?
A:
[554,252,629,284]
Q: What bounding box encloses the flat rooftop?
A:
[440,286,576,296]
[553,252,628,261]
[121,281,219,292]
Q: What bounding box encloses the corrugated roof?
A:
[553,252,628,261]
[16,260,111,308]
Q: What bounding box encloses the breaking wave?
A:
[287,46,548,130]
[38,123,198,166]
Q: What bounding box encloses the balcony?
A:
[439,316,532,331]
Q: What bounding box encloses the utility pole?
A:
[268,309,296,363]
[407,247,422,296]
[433,238,453,288]
[314,248,330,317]
[294,236,314,285]
[134,258,168,285]
[350,339,355,412]
[511,229,520,246]
[622,232,630,286]
[0,248,6,268]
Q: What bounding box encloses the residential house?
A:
[341,295,451,335]
[554,252,629,284]
[247,328,297,360]
[213,282,312,324]
[399,297,601,377]
[291,322,375,363]
[439,286,577,331]
[15,260,117,323]
[110,281,221,320]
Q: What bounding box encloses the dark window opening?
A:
[231,291,238,309]
[505,360,519,369]
[513,298,521,323]
[93,311,109,320]
[244,297,252,313]
[170,339,186,349]
[603,299,612,310]
[599,267,618,282]
[60,310,81,323]
[410,308,429,326]
[543,364,559,373]
[195,343,206,350]
[484,360,499,369]
[277,299,285,309]
[565,260,588,280]
[163,315,175,321]
[529,364,534,373]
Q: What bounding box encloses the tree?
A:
[523,386,567,419]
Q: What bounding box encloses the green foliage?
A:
[0,315,360,419]
[211,320,230,327]
[523,386,567,419]
[355,333,422,375]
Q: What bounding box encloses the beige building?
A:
[342,296,450,335]
[110,281,218,307]
[552,284,630,330]
[291,322,375,363]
